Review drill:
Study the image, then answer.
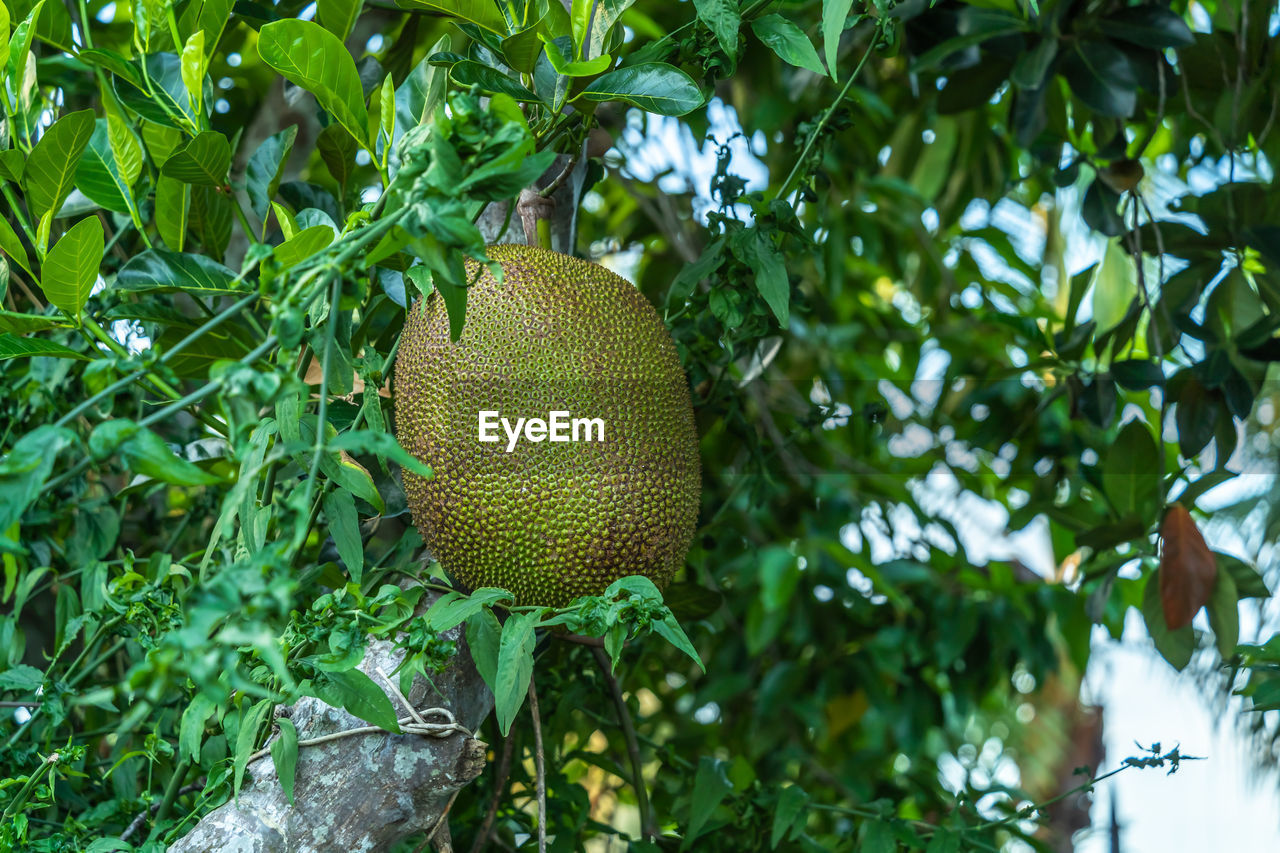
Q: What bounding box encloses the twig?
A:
[528,679,547,853]
[8,270,45,312]
[466,732,514,853]
[538,155,580,199]
[591,646,655,841]
[120,781,203,841]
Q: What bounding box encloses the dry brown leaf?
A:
[1159,504,1217,630]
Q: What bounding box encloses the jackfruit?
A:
[393,244,701,607]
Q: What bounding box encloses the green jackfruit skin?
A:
[394,244,701,608]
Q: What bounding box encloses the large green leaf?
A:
[751,14,823,76]
[161,131,232,186]
[0,332,89,360]
[115,249,245,295]
[494,610,537,735]
[24,109,95,220]
[1062,40,1137,117]
[578,63,703,116]
[177,0,235,59]
[449,60,544,103]
[822,0,856,80]
[103,98,143,187]
[1105,5,1195,49]
[113,53,197,130]
[587,0,636,61]
[693,0,740,61]
[1141,568,1195,670]
[394,0,507,34]
[155,176,190,251]
[1102,419,1161,518]
[42,216,104,317]
[322,489,363,584]
[683,757,732,849]
[396,37,451,134]
[317,0,362,41]
[0,216,34,279]
[245,125,299,226]
[257,20,371,147]
[74,120,134,215]
[0,4,10,75]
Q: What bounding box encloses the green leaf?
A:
[0,4,10,73]
[911,11,1027,71]
[1102,420,1161,518]
[465,607,502,690]
[90,420,221,486]
[1010,37,1058,90]
[578,63,703,116]
[586,0,634,61]
[162,131,232,186]
[424,588,512,633]
[693,0,740,61]
[270,717,299,805]
[103,98,143,187]
[322,489,364,585]
[0,311,67,335]
[1062,40,1137,117]
[246,126,299,228]
[113,53,197,130]
[821,0,855,80]
[539,33,612,77]
[315,668,401,731]
[328,429,432,478]
[24,109,95,220]
[1216,552,1269,598]
[1141,568,1195,670]
[274,225,335,270]
[746,230,790,326]
[115,249,245,295]
[396,37,451,132]
[653,615,705,672]
[42,216,103,316]
[0,425,75,534]
[257,20,371,147]
[0,333,87,360]
[179,693,217,763]
[177,0,235,60]
[318,0,362,41]
[494,609,538,735]
[1105,6,1195,49]
[0,215,34,279]
[232,698,273,798]
[1206,569,1238,659]
[449,60,544,103]
[74,120,134,215]
[394,0,508,34]
[771,784,810,848]
[180,30,207,115]
[502,25,545,74]
[752,15,823,76]
[155,176,190,251]
[5,1,42,86]
[683,757,732,848]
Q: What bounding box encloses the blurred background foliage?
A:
[1,0,1279,850]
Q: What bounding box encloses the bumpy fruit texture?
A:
[394,244,701,607]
